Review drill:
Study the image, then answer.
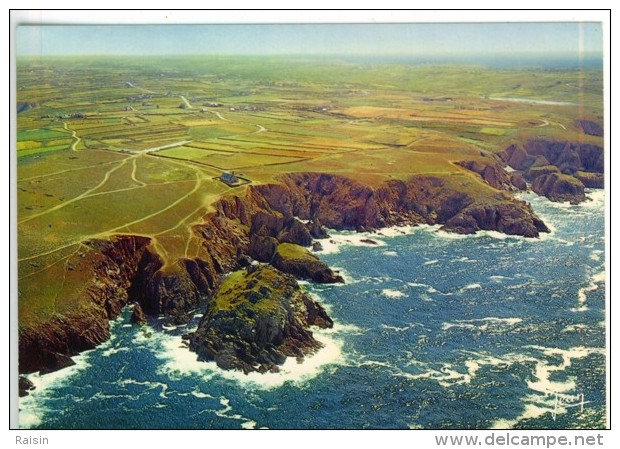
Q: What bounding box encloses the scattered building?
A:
[220,172,240,186]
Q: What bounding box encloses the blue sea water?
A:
[19,190,607,429]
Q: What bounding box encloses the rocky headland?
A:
[188,265,333,373]
[19,168,556,376]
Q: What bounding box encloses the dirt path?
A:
[101,171,202,234]
[18,156,135,224]
[131,157,146,186]
[63,122,81,151]
[180,95,193,109]
[127,81,156,94]
[142,140,192,154]
[210,110,231,122]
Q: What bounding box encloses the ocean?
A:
[19,190,607,429]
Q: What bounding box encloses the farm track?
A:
[103,170,202,235]
[180,96,193,109]
[63,122,81,151]
[18,138,211,262]
[18,155,135,224]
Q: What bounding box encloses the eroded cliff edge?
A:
[19,171,550,376]
[500,138,604,204]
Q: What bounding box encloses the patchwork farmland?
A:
[16,56,603,331]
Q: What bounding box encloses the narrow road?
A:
[142,140,192,154]
[126,81,156,94]
[63,122,81,151]
[180,96,193,109]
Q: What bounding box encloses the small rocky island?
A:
[189,265,333,373]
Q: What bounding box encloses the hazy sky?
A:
[16,23,603,56]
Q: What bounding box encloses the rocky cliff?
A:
[500,138,604,203]
[19,235,153,374]
[189,265,333,373]
[19,171,550,375]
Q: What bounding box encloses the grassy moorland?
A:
[16,56,603,330]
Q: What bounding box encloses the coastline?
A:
[18,188,605,429]
[19,170,556,379]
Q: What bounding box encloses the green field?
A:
[16,55,603,328]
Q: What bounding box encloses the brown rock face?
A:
[510,173,527,190]
[456,160,519,191]
[532,173,586,204]
[444,201,549,237]
[574,171,604,189]
[19,235,153,374]
[575,119,603,137]
[500,139,603,203]
[130,304,147,325]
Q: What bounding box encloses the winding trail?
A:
[209,110,232,122]
[131,158,146,186]
[103,170,202,234]
[63,122,81,151]
[18,156,135,224]
[19,139,194,226]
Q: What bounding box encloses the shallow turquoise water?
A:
[19,190,606,429]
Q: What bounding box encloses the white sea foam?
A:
[328,266,356,284]
[490,345,605,428]
[407,282,429,288]
[190,389,214,399]
[460,283,482,291]
[316,224,434,255]
[115,378,170,398]
[423,259,438,266]
[562,324,588,333]
[314,232,387,255]
[382,250,398,257]
[101,346,130,357]
[18,351,93,428]
[490,275,510,281]
[381,289,406,299]
[452,256,477,263]
[572,270,605,313]
[144,318,355,390]
[380,323,422,333]
[442,317,523,332]
[374,224,421,237]
[581,189,605,209]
